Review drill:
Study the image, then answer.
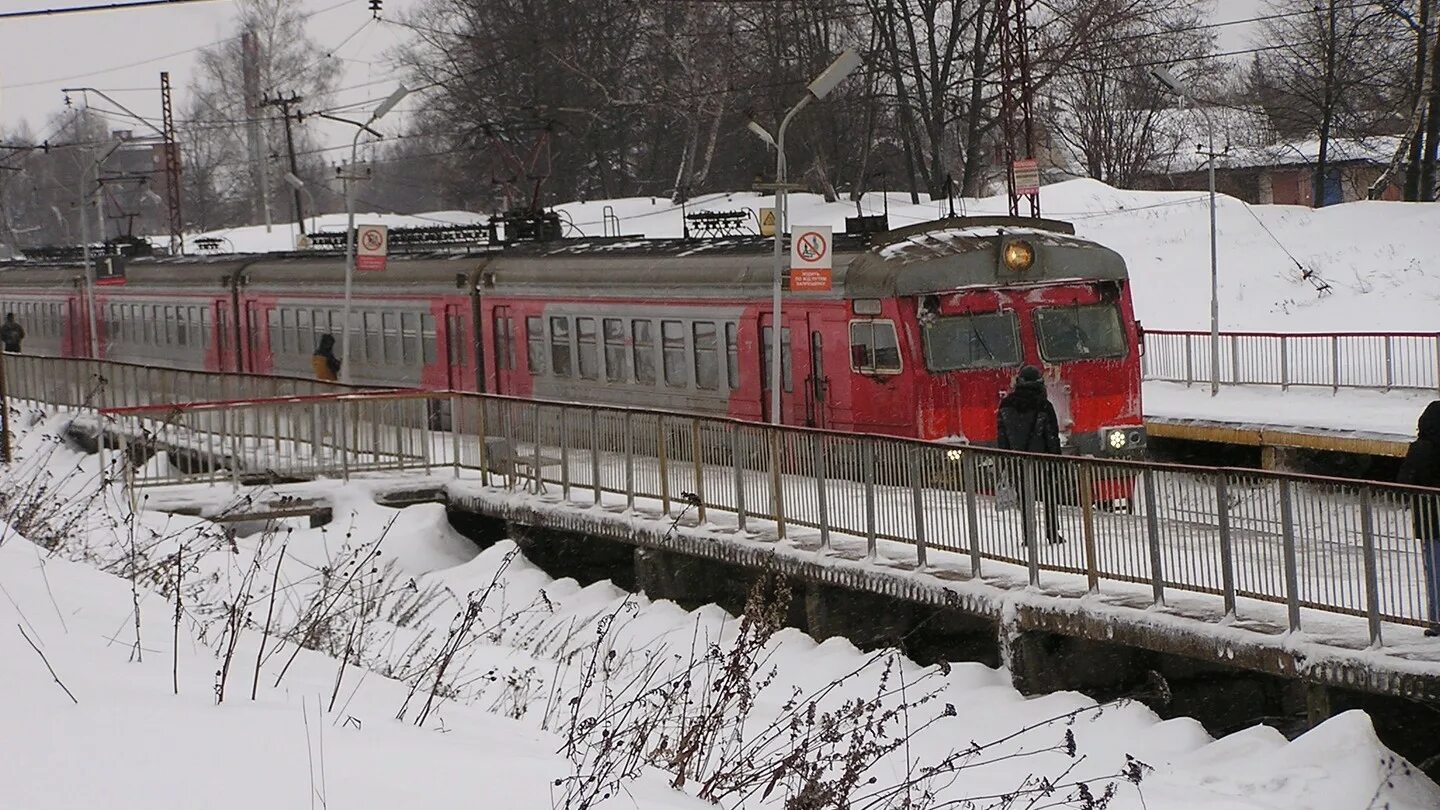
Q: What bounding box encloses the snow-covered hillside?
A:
[183,180,1440,334]
[1,411,1437,809]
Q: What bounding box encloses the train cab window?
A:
[661,320,687,388]
[576,317,599,379]
[421,313,438,364]
[760,326,793,392]
[549,316,573,377]
[1033,304,1127,362]
[849,320,902,374]
[693,321,719,390]
[725,323,740,389]
[923,311,1021,371]
[602,318,627,382]
[526,316,546,374]
[632,320,656,384]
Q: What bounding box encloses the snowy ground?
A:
[2,411,1439,807]
[1144,381,1434,442]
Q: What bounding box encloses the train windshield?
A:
[923,311,1021,371]
[1033,304,1127,361]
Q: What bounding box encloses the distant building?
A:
[1133,136,1403,205]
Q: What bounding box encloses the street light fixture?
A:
[320,84,410,384]
[1151,66,1221,397]
[747,49,862,425]
[283,172,318,242]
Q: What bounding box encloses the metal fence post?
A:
[559,406,571,501]
[450,394,460,478]
[1278,478,1302,632]
[1216,474,1237,618]
[1229,333,1240,384]
[812,433,829,551]
[691,418,706,525]
[1359,488,1382,647]
[1079,462,1098,593]
[863,441,877,559]
[477,396,491,487]
[769,429,786,541]
[1280,336,1289,390]
[1184,333,1194,386]
[1142,468,1164,605]
[908,449,928,569]
[1024,460,1040,586]
[590,409,602,506]
[532,404,543,495]
[657,416,671,515]
[962,451,982,577]
[731,424,747,532]
[624,411,635,511]
[1330,334,1340,392]
[1434,333,1440,396]
[1384,335,1394,390]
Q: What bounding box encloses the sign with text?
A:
[789,225,832,292]
[356,224,389,272]
[1011,159,1040,195]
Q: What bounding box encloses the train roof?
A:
[0,217,1127,299]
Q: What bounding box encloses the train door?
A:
[758,313,802,425]
[803,314,830,429]
[444,303,469,391]
[66,297,86,357]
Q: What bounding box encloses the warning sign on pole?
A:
[759,207,777,237]
[1011,159,1040,195]
[356,224,389,272]
[789,225,832,291]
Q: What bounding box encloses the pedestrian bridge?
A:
[7,353,1440,715]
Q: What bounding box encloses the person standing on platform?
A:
[1,313,25,353]
[996,364,1065,545]
[1398,400,1440,636]
[313,333,341,382]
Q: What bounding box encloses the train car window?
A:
[363,311,382,363]
[526,316,546,374]
[576,317,599,380]
[923,312,1021,371]
[399,312,418,364]
[1033,304,1127,362]
[849,320,902,374]
[549,316,573,377]
[285,308,302,353]
[661,320,687,388]
[603,318,627,382]
[631,319,656,384]
[493,315,512,370]
[267,309,280,355]
[421,313,437,364]
[381,311,399,364]
[295,310,311,356]
[200,307,211,349]
[760,327,793,392]
[165,306,178,345]
[725,323,740,389]
[693,322,719,390]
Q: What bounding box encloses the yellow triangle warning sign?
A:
[759,207,777,236]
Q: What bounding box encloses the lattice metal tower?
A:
[995,0,1039,217]
[160,72,183,254]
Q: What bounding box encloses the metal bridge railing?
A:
[1142,330,1440,393]
[95,389,1440,647]
[1,353,378,413]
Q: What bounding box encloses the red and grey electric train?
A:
[0,216,1146,458]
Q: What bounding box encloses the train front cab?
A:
[846,219,1147,503]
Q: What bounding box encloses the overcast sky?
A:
[0,0,1262,155]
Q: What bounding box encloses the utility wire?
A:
[0,0,225,19]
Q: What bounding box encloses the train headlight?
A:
[945,449,965,462]
[1106,429,1128,450]
[1002,239,1035,273]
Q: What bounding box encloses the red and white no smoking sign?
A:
[356,224,389,272]
[789,225,832,292]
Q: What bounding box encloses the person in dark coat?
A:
[0,313,25,353]
[312,333,341,381]
[996,365,1064,544]
[1398,400,1440,636]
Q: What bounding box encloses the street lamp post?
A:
[283,172,318,241]
[748,49,862,425]
[320,85,409,384]
[1152,67,1220,397]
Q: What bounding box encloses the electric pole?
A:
[261,92,307,235]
